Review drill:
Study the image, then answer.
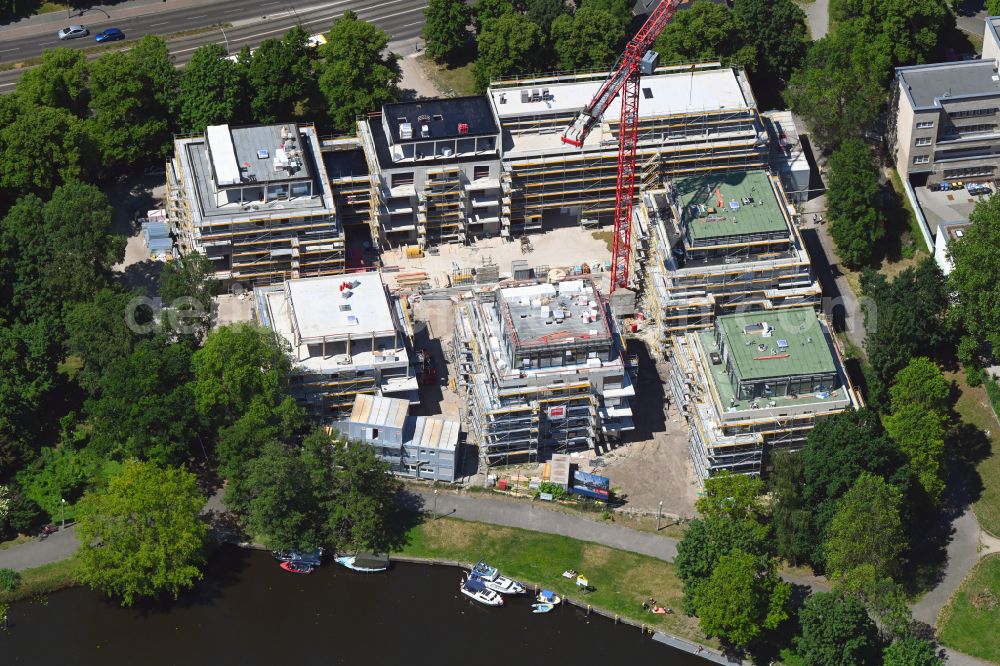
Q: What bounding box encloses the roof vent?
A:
[399,122,413,139]
[421,124,430,137]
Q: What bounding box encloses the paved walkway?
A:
[0,526,79,572]
[798,0,830,40]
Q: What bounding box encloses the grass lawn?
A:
[938,555,1000,662]
[397,516,709,644]
[0,557,80,604]
[947,370,1000,537]
[0,535,33,551]
[416,55,477,98]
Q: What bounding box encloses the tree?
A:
[695,470,765,522]
[826,138,885,269]
[862,259,949,399]
[824,473,905,581]
[0,195,52,323]
[769,450,811,566]
[786,21,891,148]
[0,105,95,197]
[64,288,143,395]
[838,564,911,639]
[883,636,944,666]
[949,193,1000,357]
[732,0,807,84]
[551,4,626,71]
[87,37,180,167]
[473,13,545,91]
[472,0,515,33]
[580,0,630,31]
[16,48,89,117]
[76,461,208,605]
[989,0,1000,17]
[889,357,950,414]
[799,408,910,567]
[831,0,951,67]
[214,397,304,481]
[224,440,320,551]
[318,12,401,133]
[526,0,568,36]
[245,27,318,123]
[692,548,790,649]
[423,0,471,63]
[191,323,293,429]
[178,44,247,133]
[653,1,756,70]
[675,515,772,614]
[158,253,219,340]
[796,591,881,666]
[85,339,202,466]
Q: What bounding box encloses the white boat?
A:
[335,553,389,573]
[471,561,526,595]
[532,603,555,614]
[460,575,504,606]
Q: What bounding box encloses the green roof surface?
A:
[675,170,789,242]
[715,308,837,381]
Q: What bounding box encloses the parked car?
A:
[57,25,89,40]
[95,28,125,43]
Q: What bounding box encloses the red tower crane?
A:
[561,0,680,293]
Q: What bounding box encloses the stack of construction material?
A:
[142,221,173,261]
[392,270,429,291]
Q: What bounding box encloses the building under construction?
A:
[253,272,418,421]
[668,307,861,479]
[452,277,635,466]
[356,63,766,249]
[166,123,345,287]
[631,169,821,357]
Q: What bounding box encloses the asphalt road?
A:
[0,0,430,91]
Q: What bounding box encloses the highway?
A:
[0,0,430,91]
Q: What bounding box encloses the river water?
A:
[2,546,705,665]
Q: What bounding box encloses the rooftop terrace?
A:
[383,96,499,143]
[499,280,612,348]
[717,308,836,381]
[675,170,789,243]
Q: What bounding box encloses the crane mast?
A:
[561,0,680,293]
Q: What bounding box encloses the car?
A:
[95,28,125,43]
[307,33,327,48]
[57,25,89,40]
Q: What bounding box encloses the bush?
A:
[537,481,568,500]
[0,569,21,594]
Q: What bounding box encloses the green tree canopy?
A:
[796,590,881,666]
[423,0,471,63]
[831,0,951,67]
[472,0,515,33]
[883,636,944,666]
[551,4,625,71]
[692,548,790,648]
[16,48,90,117]
[86,37,180,167]
[675,515,771,614]
[473,13,545,91]
[889,357,950,414]
[653,1,756,69]
[826,138,885,269]
[76,461,208,605]
[318,12,401,133]
[786,20,891,148]
[732,0,808,84]
[769,449,812,566]
[158,253,219,341]
[214,397,304,481]
[949,193,1000,358]
[824,473,905,581]
[178,44,247,133]
[0,105,95,198]
[64,288,143,395]
[695,470,765,522]
[526,0,568,35]
[245,27,318,124]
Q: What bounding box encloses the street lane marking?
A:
[0,48,19,53]
[150,21,169,26]
[189,14,207,19]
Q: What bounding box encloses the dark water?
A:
[2,546,705,665]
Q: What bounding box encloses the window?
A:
[642,87,653,99]
[915,137,932,146]
[944,165,996,178]
[473,165,490,180]
[913,156,930,164]
[955,123,997,134]
[916,120,935,129]
[371,428,379,439]
[950,107,999,119]
[391,172,414,188]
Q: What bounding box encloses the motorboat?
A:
[531,603,555,614]
[335,552,390,573]
[280,561,314,574]
[272,548,324,567]
[537,589,562,605]
[460,575,504,606]
[470,561,525,594]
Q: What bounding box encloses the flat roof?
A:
[207,123,312,185]
[350,393,408,429]
[383,96,498,143]
[500,280,612,346]
[897,60,1000,109]
[675,170,789,241]
[286,272,396,342]
[716,308,837,381]
[938,220,972,242]
[490,68,751,121]
[409,415,459,451]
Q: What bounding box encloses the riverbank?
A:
[0,556,79,604]
[395,515,712,647]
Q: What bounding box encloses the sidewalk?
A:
[0,526,79,572]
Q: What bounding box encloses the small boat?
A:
[280,561,314,574]
[335,552,390,573]
[532,603,555,614]
[471,561,525,594]
[272,548,324,567]
[537,589,562,605]
[460,575,504,606]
